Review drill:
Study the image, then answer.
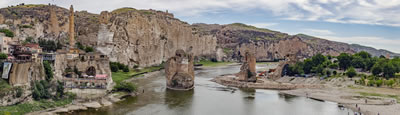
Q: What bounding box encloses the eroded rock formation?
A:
[165,49,195,90]
[236,50,257,82]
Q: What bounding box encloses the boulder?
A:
[165,49,195,90]
[236,50,257,82]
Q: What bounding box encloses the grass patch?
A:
[195,60,233,67]
[0,98,73,115]
[111,7,136,14]
[112,66,163,84]
[12,4,46,8]
[347,85,363,89]
[358,92,400,103]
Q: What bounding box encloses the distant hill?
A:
[192,23,399,61]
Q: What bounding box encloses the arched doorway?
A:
[86,66,96,76]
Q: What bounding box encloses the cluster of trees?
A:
[43,61,53,81]
[76,42,94,52]
[32,80,66,100]
[288,51,400,78]
[38,39,63,52]
[110,62,130,72]
[0,29,14,37]
[287,53,333,76]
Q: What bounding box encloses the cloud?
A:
[1,0,400,27]
[248,23,278,28]
[302,29,335,35]
[2,0,400,26]
[319,35,400,53]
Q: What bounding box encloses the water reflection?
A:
[165,89,194,109]
[67,65,353,115]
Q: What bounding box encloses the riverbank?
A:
[280,86,399,115]
[212,74,400,115]
[26,70,162,115]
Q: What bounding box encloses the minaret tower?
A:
[69,5,75,48]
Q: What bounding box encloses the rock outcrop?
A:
[165,49,195,90]
[192,23,400,61]
[236,50,256,82]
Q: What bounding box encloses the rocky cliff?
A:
[192,23,400,61]
[0,5,217,67]
[0,4,397,67]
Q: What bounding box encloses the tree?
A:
[123,66,130,72]
[311,53,327,66]
[303,59,313,74]
[0,53,7,59]
[43,61,53,81]
[55,81,64,99]
[329,63,339,69]
[383,62,396,78]
[338,53,352,70]
[312,65,324,75]
[355,51,371,59]
[365,57,378,71]
[371,64,382,76]
[346,67,357,78]
[110,64,119,72]
[351,56,365,69]
[85,46,94,52]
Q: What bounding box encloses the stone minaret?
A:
[69,5,75,48]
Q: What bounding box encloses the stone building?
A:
[0,34,12,54]
[53,5,113,98]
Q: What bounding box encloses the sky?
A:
[1,0,399,53]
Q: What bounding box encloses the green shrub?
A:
[367,80,375,86]
[113,81,137,93]
[333,71,337,75]
[43,61,53,81]
[0,29,14,37]
[85,46,94,52]
[329,63,339,69]
[123,66,130,72]
[55,81,64,100]
[385,80,395,87]
[0,53,7,59]
[110,64,119,72]
[346,67,357,78]
[20,24,33,28]
[376,80,383,87]
[32,80,51,100]
[16,87,23,98]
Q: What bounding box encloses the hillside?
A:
[0,4,397,67]
[193,23,399,61]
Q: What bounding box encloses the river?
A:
[68,65,353,115]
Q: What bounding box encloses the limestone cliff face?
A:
[0,6,218,67]
[192,23,397,61]
[96,9,217,67]
[0,5,70,42]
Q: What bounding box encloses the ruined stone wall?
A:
[54,53,114,90]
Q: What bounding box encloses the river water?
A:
[69,65,353,115]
